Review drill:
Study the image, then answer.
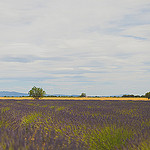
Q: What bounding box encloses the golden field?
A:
[0,97,149,101]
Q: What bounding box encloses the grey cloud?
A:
[143,62,150,65]
[42,69,109,75]
[0,55,70,63]
[62,75,94,83]
[1,56,35,63]
[121,35,147,40]
[0,76,57,82]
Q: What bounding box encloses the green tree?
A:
[28,86,46,100]
[80,93,86,97]
[145,92,150,99]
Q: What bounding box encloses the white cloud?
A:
[0,0,150,95]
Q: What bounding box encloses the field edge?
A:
[0,97,149,101]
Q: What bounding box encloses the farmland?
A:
[0,97,149,101]
[0,99,150,150]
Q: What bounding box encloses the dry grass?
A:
[0,97,149,101]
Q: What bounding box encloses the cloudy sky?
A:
[0,0,150,96]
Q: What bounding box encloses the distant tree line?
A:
[122,94,145,98]
[122,92,150,99]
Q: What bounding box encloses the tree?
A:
[28,86,46,100]
[122,94,135,97]
[80,93,86,97]
[145,92,150,99]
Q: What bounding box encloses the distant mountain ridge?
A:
[0,91,28,97]
[0,91,80,97]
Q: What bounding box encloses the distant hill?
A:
[0,91,28,97]
[0,91,80,97]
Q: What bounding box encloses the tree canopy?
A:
[80,93,86,97]
[28,86,46,100]
[145,92,150,99]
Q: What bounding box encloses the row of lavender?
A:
[0,99,150,149]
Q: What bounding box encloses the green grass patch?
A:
[86,125,133,150]
[1,107,10,113]
[117,108,139,117]
[42,104,48,107]
[56,106,66,111]
[137,140,150,150]
[21,112,42,126]
[0,120,9,128]
[50,106,55,109]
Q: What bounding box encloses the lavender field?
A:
[0,99,150,150]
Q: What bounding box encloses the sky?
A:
[0,0,150,96]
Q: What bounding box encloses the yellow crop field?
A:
[0,97,149,101]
